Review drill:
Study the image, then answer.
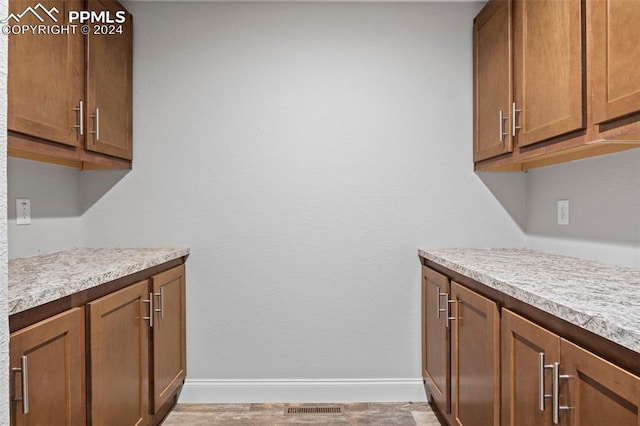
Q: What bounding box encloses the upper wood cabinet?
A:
[86,0,133,160]
[513,0,584,147]
[9,308,85,426]
[473,0,513,162]
[590,0,640,124]
[7,0,133,169]
[473,0,640,171]
[7,0,85,149]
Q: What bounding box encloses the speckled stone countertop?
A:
[9,247,190,315]
[418,248,640,353]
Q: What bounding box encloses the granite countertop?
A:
[418,248,640,353]
[9,247,190,315]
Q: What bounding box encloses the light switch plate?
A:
[16,198,31,225]
[557,199,569,225]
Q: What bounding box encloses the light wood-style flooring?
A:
[163,402,442,425]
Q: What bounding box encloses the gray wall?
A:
[7,158,82,259]
[79,1,524,400]
[525,150,640,267]
[0,0,9,420]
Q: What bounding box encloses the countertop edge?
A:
[418,248,640,354]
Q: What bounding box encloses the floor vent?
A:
[285,406,343,415]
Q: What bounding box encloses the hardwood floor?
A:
[163,402,442,425]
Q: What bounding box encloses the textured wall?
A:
[8,158,82,259]
[526,150,640,267]
[81,1,524,400]
[0,0,9,420]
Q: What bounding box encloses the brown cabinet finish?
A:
[89,280,150,426]
[7,0,133,169]
[513,0,584,147]
[9,307,85,426]
[590,0,640,124]
[474,0,640,171]
[151,265,187,414]
[560,339,640,426]
[473,0,513,162]
[501,309,559,426]
[86,0,133,160]
[450,282,500,426]
[8,0,85,148]
[422,266,451,414]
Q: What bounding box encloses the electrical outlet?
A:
[557,199,569,225]
[16,199,31,225]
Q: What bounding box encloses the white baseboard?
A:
[179,378,427,404]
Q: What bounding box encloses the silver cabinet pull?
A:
[11,355,29,414]
[154,287,164,319]
[552,362,571,424]
[444,294,456,328]
[538,352,553,411]
[436,287,448,319]
[512,102,522,136]
[90,108,100,141]
[142,292,154,328]
[72,100,84,136]
[499,110,508,143]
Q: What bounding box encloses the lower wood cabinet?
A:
[422,266,640,426]
[89,265,187,425]
[502,309,640,426]
[150,265,186,414]
[451,282,500,426]
[9,307,85,425]
[422,266,451,414]
[421,267,500,426]
[8,261,187,426]
[502,309,560,426]
[89,280,151,425]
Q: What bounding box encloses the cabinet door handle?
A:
[512,102,522,136]
[444,295,456,328]
[154,287,164,319]
[499,110,508,143]
[538,352,553,411]
[552,362,572,424]
[142,292,154,328]
[90,108,100,141]
[72,100,84,136]
[436,286,447,319]
[11,355,29,414]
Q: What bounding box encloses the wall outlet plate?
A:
[16,198,31,225]
[557,199,569,225]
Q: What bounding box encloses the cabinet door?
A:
[89,280,150,426]
[559,339,640,426]
[590,0,640,124]
[9,307,85,426]
[473,0,513,162]
[513,0,583,146]
[501,309,559,426]
[151,265,186,414]
[422,267,451,414]
[86,0,133,160]
[451,282,500,426]
[7,0,84,147]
